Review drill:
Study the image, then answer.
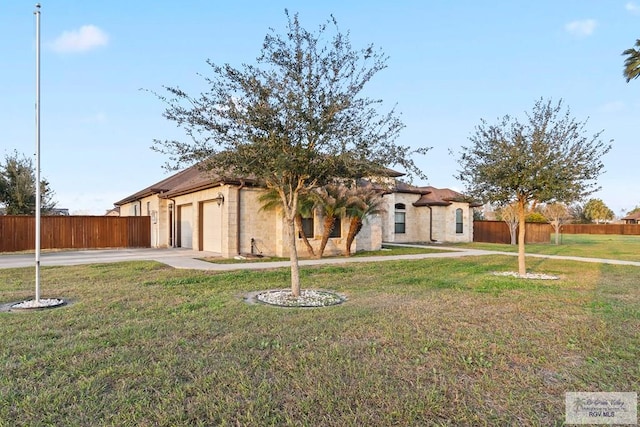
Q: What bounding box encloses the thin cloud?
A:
[626,2,640,14]
[564,19,597,37]
[49,25,109,53]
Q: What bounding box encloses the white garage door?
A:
[178,204,193,248]
[202,201,222,252]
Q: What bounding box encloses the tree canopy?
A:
[455,98,611,275]
[151,11,428,295]
[0,151,56,215]
[583,198,614,223]
[624,204,640,216]
[622,39,640,83]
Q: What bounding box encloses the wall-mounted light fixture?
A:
[214,192,224,206]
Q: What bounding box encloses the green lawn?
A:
[1,253,638,426]
[200,244,448,263]
[454,233,640,262]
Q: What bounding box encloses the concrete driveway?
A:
[0,248,221,269]
[0,246,494,271]
[1,246,639,271]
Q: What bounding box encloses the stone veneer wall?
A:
[120,185,393,257]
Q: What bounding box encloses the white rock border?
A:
[9,298,66,311]
[254,289,345,307]
[492,271,559,280]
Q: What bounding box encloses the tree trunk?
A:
[295,213,315,257]
[517,199,527,276]
[317,215,335,258]
[553,223,560,245]
[344,216,362,256]
[286,216,301,297]
[509,223,518,245]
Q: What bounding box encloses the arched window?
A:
[455,208,463,233]
[395,203,406,234]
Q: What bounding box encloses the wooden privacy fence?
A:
[0,216,150,252]
[561,224,640,235]
[473,220,551,244]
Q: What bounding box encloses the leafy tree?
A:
[525,211,547,223]
[583,198,614,223]
[0,151,56,215]
[472,208,485,221]
[151,11,428,296]
[622,39,640,82]
[455,98,611,276]
[542,202,570,245]
[343,187,385,256]
[626,205,640,216]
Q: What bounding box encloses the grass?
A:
[1,250,638,426]
[200,244,448,263]
[453,233,640,262]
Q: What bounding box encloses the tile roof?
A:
[621,211,640,221]
[113,162,476,209]
[115,160,407,206]
[363,180,479,207]
[114,163,257,205]
[412,186,468,206]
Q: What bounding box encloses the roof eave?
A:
[114,189,158,206]
[412,201,452,207]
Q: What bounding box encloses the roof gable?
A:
[114,163,257,205]
[412,186,470,207]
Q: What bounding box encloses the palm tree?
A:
[343,188,385,256]
[294,194,317,257]
[622,39,640,82]
[312,184,350,258]
[259,188,316,257]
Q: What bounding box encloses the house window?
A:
[394,203,406,234]
[146,201,151,216]
[329,217,341,238]
[300,216,314,238]
[456,208,463,234]
[133,204,138,216]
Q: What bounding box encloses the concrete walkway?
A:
[383,243,640,267]
[1,244,639,270]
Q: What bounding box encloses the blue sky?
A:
[1,1,638,215]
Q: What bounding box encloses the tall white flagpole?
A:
[34,3,41,303]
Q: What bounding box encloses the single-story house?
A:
[114,164,477,257]
[104,207,120,217]
[621,211,640,224]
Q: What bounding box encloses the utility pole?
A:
[34,3,41,303]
